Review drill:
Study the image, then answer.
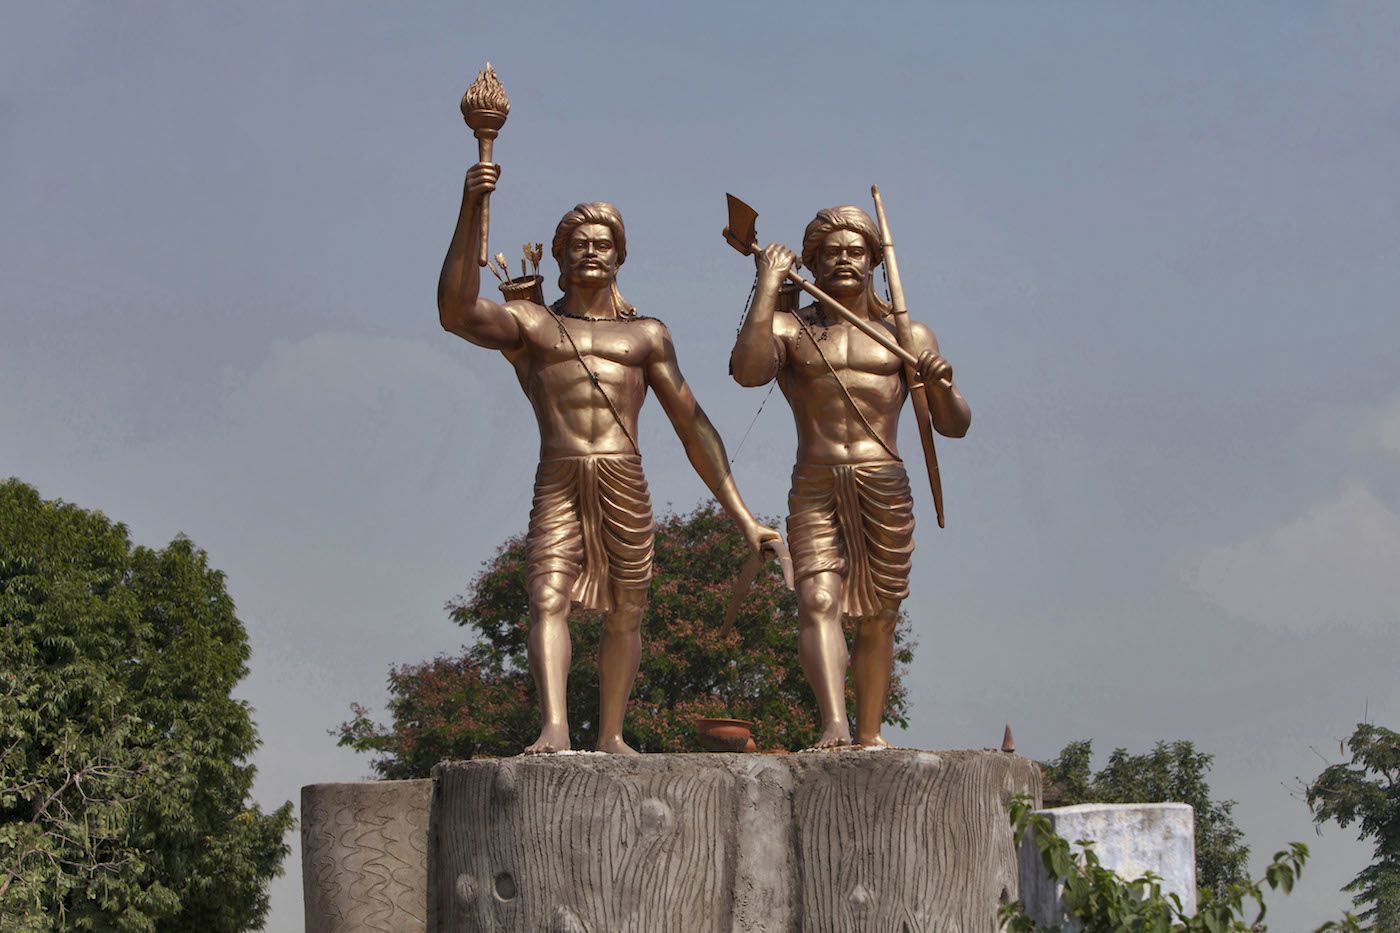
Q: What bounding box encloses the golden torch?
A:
[460,62,510,268]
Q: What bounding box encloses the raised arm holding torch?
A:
[460,63,509,268]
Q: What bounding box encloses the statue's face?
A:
[813,228,871,298]
[563,222,619,288]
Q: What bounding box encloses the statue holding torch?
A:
[439,65,782,755]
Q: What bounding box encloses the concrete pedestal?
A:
[1017,802,1197,930]
[304,749,1040,932]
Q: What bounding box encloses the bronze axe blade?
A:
[720,537,794,636]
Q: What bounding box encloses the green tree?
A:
[1308,723,1400,930]
[339,502,916,776]
[1043,739,1249,896]
[0,479,293,931]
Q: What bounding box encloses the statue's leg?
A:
[524,571,574,754]
[596,586,646,755]
[852,602,900,747]
[797,571,851,748]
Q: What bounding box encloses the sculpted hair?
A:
[552,201,635,316]
[801,205,891,316]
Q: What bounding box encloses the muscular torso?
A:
[504,302,658,459]
[776,306,907,466]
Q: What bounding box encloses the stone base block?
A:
[302,751,1040,931]
[434,749,1040,932]
[1017,802,1196,929]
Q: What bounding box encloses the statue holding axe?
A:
[727,194,971,749]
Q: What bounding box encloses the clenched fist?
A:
[466,161,500,202]
[754,242,798,284]
[915,349,953,386]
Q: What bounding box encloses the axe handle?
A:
[781,270,920,368]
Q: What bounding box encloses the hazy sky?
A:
[4,4,1398,928]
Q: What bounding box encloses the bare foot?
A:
[524,724,571,755]
[814,724,852,750]
[856,734,892,749]
[596,735,640,756]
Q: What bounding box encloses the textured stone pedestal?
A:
[434,749,1040,932]
[303,750,1040,932]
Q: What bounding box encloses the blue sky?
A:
[3,4,1398,928]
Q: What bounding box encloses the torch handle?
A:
[476,137,494,268]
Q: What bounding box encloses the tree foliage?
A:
[1308,722,1400,929]
[1001,796,1359,932]
[1043,739,1249,896]
[0,479,293,932]
[339,502,915,776]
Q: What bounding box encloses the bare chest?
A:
[784,321,905,383]
[523,316,652,368]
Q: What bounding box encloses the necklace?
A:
[553,310,624,322]
[798,304,834,341]
[549,300,636,322]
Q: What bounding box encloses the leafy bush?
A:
[1001,796,1359,932]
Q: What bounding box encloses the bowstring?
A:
[545,301,642,456]
[726,277,773,470]
[789,305,901,463]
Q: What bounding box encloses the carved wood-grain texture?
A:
[304,751,1039,931]
[791,750,1040,932]
[435,755,739,932]
[301,779,435,933]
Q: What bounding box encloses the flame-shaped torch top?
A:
[461,62,510,135]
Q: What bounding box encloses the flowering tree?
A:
[339,503,915,776]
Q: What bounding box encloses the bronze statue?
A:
[729,198,971,748]
[438,161,780,755]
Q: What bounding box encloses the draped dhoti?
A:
[786,460,915,618]
[526,454,655,612]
